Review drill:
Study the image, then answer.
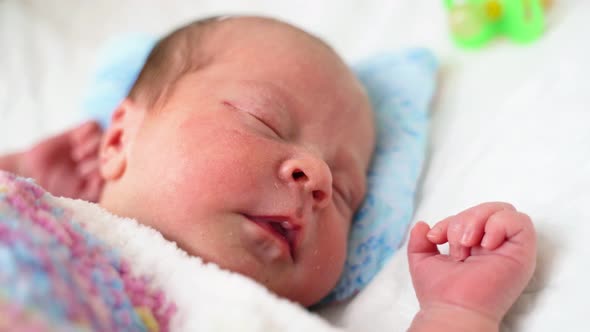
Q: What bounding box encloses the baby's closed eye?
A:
[248,112,282,138]
[332,182,353,212]
[223,100,283,139]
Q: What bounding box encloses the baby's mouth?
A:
[244,215,300,260]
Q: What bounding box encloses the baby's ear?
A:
[99,99,145,181]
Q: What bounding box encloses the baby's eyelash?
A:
[333,185,352,208]
[223,100,282,138]
[249,113,282,138]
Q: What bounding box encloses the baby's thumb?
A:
[407,221,440,263]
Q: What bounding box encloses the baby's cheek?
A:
[167,126,277,209]
[196,131,271,185]
[305,213,349,292]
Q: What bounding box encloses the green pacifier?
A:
[444,0,550,48]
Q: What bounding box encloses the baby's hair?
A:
[127,16,335,110]
[127,16,222,109]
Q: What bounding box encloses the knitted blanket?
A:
[0,171,340,332]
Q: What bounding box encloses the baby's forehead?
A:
[177,17,375,163]
[204,17,335,61]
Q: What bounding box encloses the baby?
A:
[0,16,536,331]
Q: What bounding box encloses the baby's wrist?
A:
[409,304,499,332]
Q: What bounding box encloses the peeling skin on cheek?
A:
[222,100,236,109]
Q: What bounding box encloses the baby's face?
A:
[100,19,375,306]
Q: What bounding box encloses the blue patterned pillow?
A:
[83,36,437,303]
[326,49,437,303]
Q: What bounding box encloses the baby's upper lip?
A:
[244,214,302,260]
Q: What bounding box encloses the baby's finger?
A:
[446,219,469,260]
[445,202,516,260]
[426,216,451,244]
[78,174,104,203]
[70,121,101,143]
[424,216,468,260]
[481,210,534,250]
[449,243,470,261]
[451,202,516,245]
[408,222,441,261]
[45,163,81,198]
[458,215,486,247]
[77,159,100,178]
[72,135,102,161]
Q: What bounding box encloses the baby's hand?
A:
[19,121,104,202]
[408,202,536,327]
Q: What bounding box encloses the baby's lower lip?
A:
[243,214,294,261]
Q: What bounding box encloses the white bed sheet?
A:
[1,0,589,331]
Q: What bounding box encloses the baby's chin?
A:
[268,281,329,307]
[254,267,340,307]
[208,254,333,307]
[215,262,326,307]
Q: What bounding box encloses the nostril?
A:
[292,169,307,181]
[312,190,325,202]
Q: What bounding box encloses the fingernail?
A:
[460,228,472,245]
[481,234,490,248]
[427,227,441,237]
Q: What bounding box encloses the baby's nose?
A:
[279,156,332,210]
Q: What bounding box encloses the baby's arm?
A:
[407,202,537,332]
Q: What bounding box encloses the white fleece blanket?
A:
[56,196,341,332]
